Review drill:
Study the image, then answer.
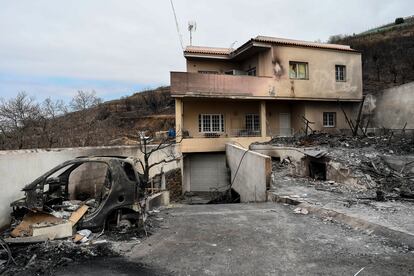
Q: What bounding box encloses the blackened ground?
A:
[54,257,171,276]
[5,242,117,276]
[3,214,162,275]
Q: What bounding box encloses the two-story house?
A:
[170,35,363,193]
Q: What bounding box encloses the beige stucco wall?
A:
[302,101,356,132]
[179,45,362,100]
[269,46,362,99]
[181,99,356,138]
[186,59,240,74]
[182,99,261,138]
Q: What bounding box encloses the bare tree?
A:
[70,90,102,111]
[0,92,41,149]
[135,131,182,189]
[39,98,68,147]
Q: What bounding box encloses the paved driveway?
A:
[57,203,414,276]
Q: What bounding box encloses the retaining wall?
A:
[225,143,271,202]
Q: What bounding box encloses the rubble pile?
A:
[165,168,183,202]
[269,132,414,155]
[269,133,414,197]
[0,211,161,275]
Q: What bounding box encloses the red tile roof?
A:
[184,46,232,55]
[253,36,354,51]
[184,36,356,58]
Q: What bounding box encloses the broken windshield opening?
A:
[68,162,111,202]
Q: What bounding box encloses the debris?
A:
[73,229,92,243]
[293,207,309,215]
[68,205,89,226]
[32,221,73,239]
[3,235,51,244]
[91,239,108,245]
[11,212,63,238]
[354,267,365,276]
[10,157,145,232]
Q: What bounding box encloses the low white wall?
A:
[225,143,271,202]
[0,145,179,228]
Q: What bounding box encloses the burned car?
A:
[11,156,145,231]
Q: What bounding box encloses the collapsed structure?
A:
[170,35,363,193]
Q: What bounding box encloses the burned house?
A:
[170,35,363,193]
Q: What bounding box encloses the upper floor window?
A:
[198,114,224,133]
[323,112,336,128]
[246,67,257,76]
[289,62,308,79]
[335,65,346,81]
[245,114,260,131]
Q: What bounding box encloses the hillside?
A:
[56,86,175,147]
[331,16,414,95]
[1,86,175,150]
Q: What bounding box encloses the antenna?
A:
[188,21,197,46]
[169,0,184,50]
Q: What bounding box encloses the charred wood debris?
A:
[0,207,162,276]
[269,131,414,201]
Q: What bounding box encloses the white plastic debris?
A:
[76,229,92,243]
[293,207,309,215]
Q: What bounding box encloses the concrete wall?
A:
[0,145,179,227]
[372,82,414,129]
[225,143,271,202]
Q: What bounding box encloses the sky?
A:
[0,0,413,102]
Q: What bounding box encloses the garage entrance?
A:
[185,153,229,192]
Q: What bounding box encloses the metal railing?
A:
[229,129,261,137]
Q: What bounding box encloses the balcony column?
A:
[260,101,266,137]
[175,98,183,142]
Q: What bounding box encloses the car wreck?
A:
[10,156,145,235]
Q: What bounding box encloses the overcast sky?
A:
[0,0,413,102]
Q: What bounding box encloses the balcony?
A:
[171,71,363,101]
[171,72,274,98]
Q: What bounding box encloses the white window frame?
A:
[245,114,260,131]
[198,114,225,133]
[335,65,346,82]
[289,61,309,80]
[323,112,336,128]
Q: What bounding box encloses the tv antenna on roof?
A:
[188,21,197,46]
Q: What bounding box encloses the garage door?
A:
[189,153,229,192]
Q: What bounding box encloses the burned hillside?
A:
[0,87,175,150]
[331,16,414,95]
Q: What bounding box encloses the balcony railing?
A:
[229,129,261,137]
[171,72,274,97]
[181,129,262,139]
